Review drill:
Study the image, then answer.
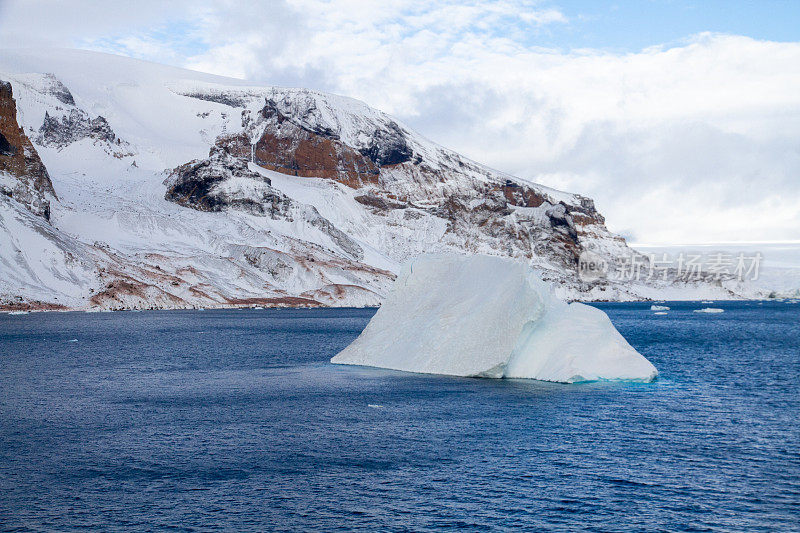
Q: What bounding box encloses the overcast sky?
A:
[1,0,799,245]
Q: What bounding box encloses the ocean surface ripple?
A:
[1,301,798,531]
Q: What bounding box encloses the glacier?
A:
[331,254,658,383]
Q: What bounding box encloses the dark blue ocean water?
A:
[1,301,798,532]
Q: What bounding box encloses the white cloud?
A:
[0,1,798,244]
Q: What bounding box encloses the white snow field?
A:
[332,254,658,383]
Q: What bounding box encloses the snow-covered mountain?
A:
[0,49,742,310]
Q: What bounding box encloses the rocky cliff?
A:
[0,80,55,220]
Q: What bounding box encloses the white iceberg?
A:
[332,254,658,383]
[654,311,668,315]
[694,308,724,313]
[650,305,670,311]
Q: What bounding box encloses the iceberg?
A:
[332,254,658,383]
[650,305,670,311]
[694,308,724,313]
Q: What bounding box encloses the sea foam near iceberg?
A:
[332,254,658,383]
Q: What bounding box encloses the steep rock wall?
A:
[0,80,55,219]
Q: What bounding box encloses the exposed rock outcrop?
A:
[38,73,76,106]
[165,148,280,214]
[180,90,257,109]
[0,80,55,220]
[37,109,120,148]
[216,129,381,189]
[165,147,364,261]
[358,120,413,167]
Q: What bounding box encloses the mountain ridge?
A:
[0,48,742,310]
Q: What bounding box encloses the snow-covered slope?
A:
[0,49,741,310]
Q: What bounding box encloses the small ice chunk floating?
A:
[332,254,658,383]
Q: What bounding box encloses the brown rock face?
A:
[216,127,381,189]
[497,180,547,208]
[0,80,56,220]
[214,96,414,189]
